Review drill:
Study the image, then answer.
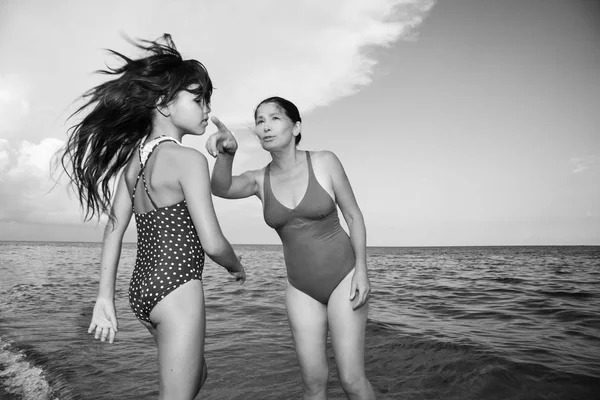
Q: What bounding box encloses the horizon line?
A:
[1,240,599,248]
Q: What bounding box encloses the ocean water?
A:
[0,242,599,400]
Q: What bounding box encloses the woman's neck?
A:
[270,147,303,172]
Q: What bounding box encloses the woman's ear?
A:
[293,121,302,137]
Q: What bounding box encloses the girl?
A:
[207,97,375,400]
[59,34,245,400]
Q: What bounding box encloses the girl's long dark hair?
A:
[59,34,212,222]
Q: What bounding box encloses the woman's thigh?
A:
[327,270,369,376]
[285,282,329,377]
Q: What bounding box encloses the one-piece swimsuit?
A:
[263,151,355,304]
[128,136,205,323]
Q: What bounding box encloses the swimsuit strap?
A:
[131,173,141,208]
[263,162,272,200]
[263,151,312,207]
[304,151,314,183]
[132,136,181,212]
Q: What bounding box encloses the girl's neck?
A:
[146,131,184,143]
[149,117,184,142]
[143,135,182,147]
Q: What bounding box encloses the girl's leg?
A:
[286,282,330,400]
[139,319,157,342]
[142,316,208,395]
[327,271,375,400]
[149,280,207,400]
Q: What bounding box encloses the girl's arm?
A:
[89,173,132,343]
[323,151,371,310]
[97,174,132,299]
[177,148,244,277]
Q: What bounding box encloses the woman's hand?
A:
[349,268,371,310]
[206,116,238,158]
[88,297,118,343]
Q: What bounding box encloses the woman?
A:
[207,96,375,400]
[59,34,245,400]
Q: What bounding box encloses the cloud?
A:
[569,155,600,173]
[197,0,436,124]
[0,138,85,225]
[0,75,30,134]
[0,0,435,234]
[1,0,435,134]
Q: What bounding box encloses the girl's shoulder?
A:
[158,142,206,163]
[122,150,141,181]
[145,143,209,180]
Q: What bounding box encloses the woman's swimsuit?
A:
[263,151,355,304]
[128,136,205,323]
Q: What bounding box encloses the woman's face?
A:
[254,102,298,150]
[168,85,211,136]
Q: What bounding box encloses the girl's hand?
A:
[206,116,238,157]
[88,297,118,344]
[229,256,246,284]
[349,268,371,310]
[229,267,246,284]
[229,256,246,285]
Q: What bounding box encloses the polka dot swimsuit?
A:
[128,136,204,323]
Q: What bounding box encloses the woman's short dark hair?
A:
[254,96,302,145]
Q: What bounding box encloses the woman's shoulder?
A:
[243,166,267,182]
[308,150,342,168]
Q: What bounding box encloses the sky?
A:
[0,0,598,246]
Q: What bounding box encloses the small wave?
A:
[490,277,525,284]
[0,337,59,400]
[538,290,595,299]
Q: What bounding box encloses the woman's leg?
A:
[327,271,375,400]
[286,282,330,400]
[149,280,207,400]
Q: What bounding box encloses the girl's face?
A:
[254,102,299,150]
[167,85,211,136]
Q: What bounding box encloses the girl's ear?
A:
[156,96,170,117]
[156,107,170,117]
